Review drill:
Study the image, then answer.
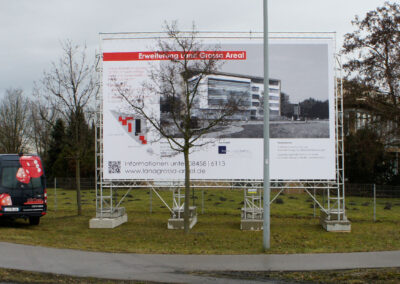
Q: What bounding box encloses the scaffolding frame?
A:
[242,188,263,220]
[95,32,347,223]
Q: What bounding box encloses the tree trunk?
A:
[183,147,190,234]
[76,158,82,216]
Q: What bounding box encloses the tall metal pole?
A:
[263,0,270,250]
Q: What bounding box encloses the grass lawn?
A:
[0,267,149,283]
[0,267,399,284]
[0,188,399,254]
[1,267,400,284]
[194,268,400,284]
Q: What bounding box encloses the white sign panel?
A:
[102,35,336,180]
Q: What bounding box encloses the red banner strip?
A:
[103,51,246,61]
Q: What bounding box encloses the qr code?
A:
[108,161,121,174]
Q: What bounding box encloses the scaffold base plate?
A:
[168,215,197,230]
[320,211,351,232]
[95,207,126,218]
[321,218,351,232]
[89,214,128,229]
[241,219,263,231]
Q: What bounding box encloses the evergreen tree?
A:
[345,128,394,184]
[64,107,94,178]
[45,119,69,179]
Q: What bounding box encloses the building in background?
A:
[188,71,281,121]
[344,91,400,177]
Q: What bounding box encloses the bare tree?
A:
[114,22,243,233]
[343,2,399,104]
[342,1,400,146]
[29,100,58,159]
[35,40,97,215]
[0,88,32,153]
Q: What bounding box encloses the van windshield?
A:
[1,167,43,189]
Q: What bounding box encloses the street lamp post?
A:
[263,0,270,250]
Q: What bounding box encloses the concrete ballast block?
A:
[89,214,128,229]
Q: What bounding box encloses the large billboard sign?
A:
[101,35,336,180]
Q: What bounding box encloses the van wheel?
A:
[29,216,40,225]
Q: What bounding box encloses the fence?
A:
[345,183,400,222]
[47,177,95,190]
[346,183,400,198]
[47,179,400,222]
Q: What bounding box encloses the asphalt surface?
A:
[0,242,399,283]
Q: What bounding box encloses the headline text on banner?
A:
[103,51,247,61]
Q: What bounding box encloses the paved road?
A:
[0,242,399,283]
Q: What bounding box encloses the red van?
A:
[0,154,47,225]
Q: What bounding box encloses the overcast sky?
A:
[218,42,330,103]
[0,0,387,98]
